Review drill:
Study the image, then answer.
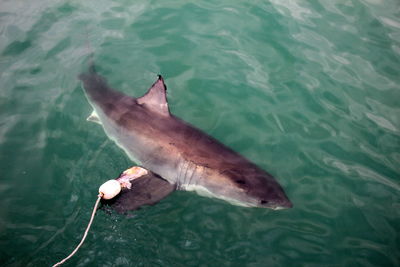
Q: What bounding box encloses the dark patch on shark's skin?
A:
[80,69,292,210]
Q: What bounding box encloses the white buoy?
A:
[53,169,142,266]
[99,179,121,199]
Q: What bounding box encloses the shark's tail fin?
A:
[79,62,124,104]
[88,59,96,74]
[79,69,108,93]
[83,26,97,75]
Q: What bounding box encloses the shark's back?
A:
[80,70,292,209]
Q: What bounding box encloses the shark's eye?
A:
[260,200,269,205]
[235,180,246,185]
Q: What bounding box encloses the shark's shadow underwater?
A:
[79,68,292,212]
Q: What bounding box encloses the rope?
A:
[53,193,103,267]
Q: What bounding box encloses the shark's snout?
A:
[252,180,293,210]
[258,197,293,210]
[265,199,293,210]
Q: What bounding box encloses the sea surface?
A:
[0,0,399,266]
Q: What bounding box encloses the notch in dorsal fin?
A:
[137,75,169,116]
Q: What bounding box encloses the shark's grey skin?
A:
[80,69,292,210]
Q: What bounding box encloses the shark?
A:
[79,68,292,211]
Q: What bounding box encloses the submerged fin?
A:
[137,75,170,116]
[102,172,175,213]
[86,110,101,124]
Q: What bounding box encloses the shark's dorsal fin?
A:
[137,75,169,116]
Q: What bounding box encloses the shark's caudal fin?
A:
[102,172,175,213]
[137,75,170,116]
[79,65,123,104]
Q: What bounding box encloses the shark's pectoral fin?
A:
[102,172,175,213]
[137,75,170,116]
[87,110,101,124]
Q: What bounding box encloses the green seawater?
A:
[1,0,399,266]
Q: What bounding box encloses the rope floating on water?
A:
[52,193,103,267]
[52,168,147,266]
